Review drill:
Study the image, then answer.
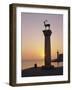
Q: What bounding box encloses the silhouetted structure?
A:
[43,20,52,67]
[34,64,37,68]
[57,51,63,62]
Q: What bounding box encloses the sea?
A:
[22,59,63,70]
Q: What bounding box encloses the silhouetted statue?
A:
[44,20,50,30]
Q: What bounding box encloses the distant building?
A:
[57,51,63,62]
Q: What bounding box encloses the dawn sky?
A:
[21,13,63,62]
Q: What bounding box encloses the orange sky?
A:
[21,13,63,61]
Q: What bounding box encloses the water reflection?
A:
[22,59,63,70]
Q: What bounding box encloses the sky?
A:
[21,12,63,63]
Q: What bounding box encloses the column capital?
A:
[43,30,52,36]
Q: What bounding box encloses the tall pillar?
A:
[43,23,52,66]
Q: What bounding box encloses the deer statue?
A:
[44,20,50,30]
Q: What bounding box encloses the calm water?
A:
[22,59,63,70]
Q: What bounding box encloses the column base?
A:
[42,65,54,70]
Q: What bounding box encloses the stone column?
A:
[43,25,52,67]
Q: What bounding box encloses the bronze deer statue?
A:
[44,20,50,30]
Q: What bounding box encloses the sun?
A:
[38,48,44,59]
